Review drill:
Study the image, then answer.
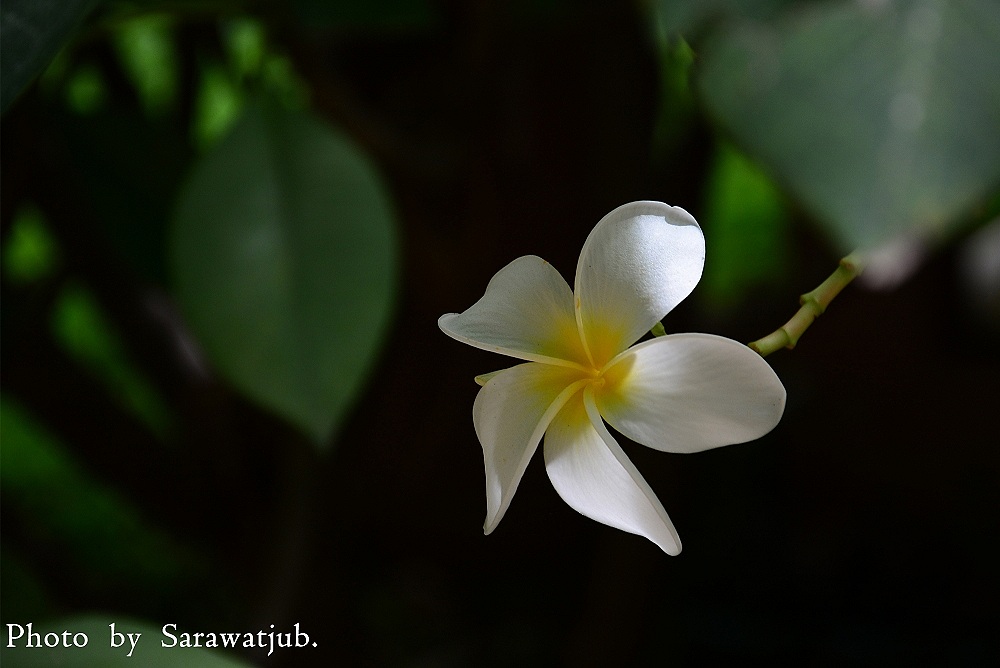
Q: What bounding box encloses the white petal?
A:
[474,363,590,534]
[543,387,682,555]
[574,201,705,367]
[474,370,504,386]
[440,255,589,368]
[598,333,786,454]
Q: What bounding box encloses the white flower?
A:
[439,201,786,554]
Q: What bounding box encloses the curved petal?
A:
[574,201,705,367]
[543,387,682,555]
[598,333,786,454]
[440,255,589,369]
[474,362,590,534]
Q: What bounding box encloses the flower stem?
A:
[749,251,864,356]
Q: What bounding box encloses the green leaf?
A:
[112,14,179,117]
[2,206,60,283]
[0,615,252,667]
[0,0,100,113]
[192,63,245,151]
[170,102,398,447]
[654,0,787,40]
[700,143,790,308]
[697,0,1000,252]
[0,398,190,592]
[64,63,108,114]
[652,38,697,160]
[51,283,174,439]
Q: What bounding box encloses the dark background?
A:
[2,1,998,665]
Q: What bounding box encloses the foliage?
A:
[693,0,1000,252]
[171,101,397,447]
[2,0,997,664]
[0,0,100,112]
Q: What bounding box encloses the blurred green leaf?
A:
[171,102,398,447]
[0,398,189,592]
[259,54,310,109]
[652,37,696,161]
[51,283,174,439]
[64,62,108,114]
[222,17,266,80]
[697,0,1000,252]
[2,206,60,283]
[112,14,178,117]
[0,615,251,667]
[192,63,244,150]
[194,19,308,151]
[700,143,790,308]
[0,0,100,113]
[654,0,786,40]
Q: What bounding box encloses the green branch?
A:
[749,252,864,357]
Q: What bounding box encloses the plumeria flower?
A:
[439,201,785,554]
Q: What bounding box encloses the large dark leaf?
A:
[0,0,100,113]
[170,103,397,447]
[697,0,1000,252]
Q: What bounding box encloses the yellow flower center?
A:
[584,353,634,413]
